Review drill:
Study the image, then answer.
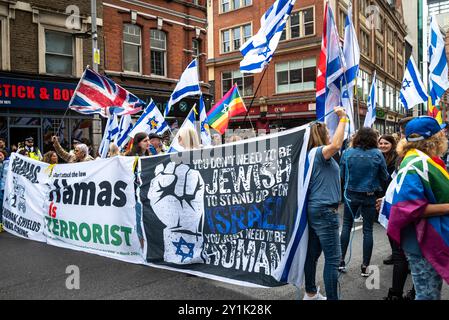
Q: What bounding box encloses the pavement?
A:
[1,211,448,300]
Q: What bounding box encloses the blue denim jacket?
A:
[340,147,389,193]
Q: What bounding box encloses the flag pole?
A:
[242,66,268,132]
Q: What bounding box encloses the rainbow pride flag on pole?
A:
[207,84,247,134]
[385,149,449,283]
[428,96,443,125]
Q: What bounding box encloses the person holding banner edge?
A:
[303,106,348,300]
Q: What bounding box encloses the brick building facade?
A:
[102,0,209,124]
[207,0,408,134]
[0,0,103,154]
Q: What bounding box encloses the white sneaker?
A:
[354,216,363,223]
[303,288,327,300]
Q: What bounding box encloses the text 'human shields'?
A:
[139,125,313,287]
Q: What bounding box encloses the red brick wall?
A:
[211,0,323,104]
[103,0,207,83]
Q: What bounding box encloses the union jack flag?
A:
[69,68,145,117]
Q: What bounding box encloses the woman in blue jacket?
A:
[339,127,389,276]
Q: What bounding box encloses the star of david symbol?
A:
[201,120,209,133]
[402,79,411,90]
[260,46,271,58]
[146,116,159,130]
[172,236,195,262]
[107,127,119,140]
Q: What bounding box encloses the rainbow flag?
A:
[207,85,247,134]
[386,149,449,284]
[428,97,443,125]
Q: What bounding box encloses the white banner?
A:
[2,153,50,242]
[43,156,144,263]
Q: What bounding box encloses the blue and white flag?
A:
[129,100,169,138]
[164,59,201,117]
[400,57,427,110]
[341,2,359,134]
[168,106,196,153]
[99,113,119,158]
[199,96,211,147]
[116,114,134,149]
[429,16,449,106]
[322,4,346,137]
[364,71,377,128]
[239,0,295,73]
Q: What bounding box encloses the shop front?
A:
[0,73,100,155]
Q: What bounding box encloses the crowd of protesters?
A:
[1,112,449,301]
[304,108,449,301]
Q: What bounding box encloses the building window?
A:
[339,9,347,37]
[398,62,403,81]
[192,39,200,57]
[221,0,251,13]
[221,24,251,53]
[377,79,385,109]
[280,8,315,41]
[376,43,384,68]
[45,30,73,76]
[387,26,394,45]
[222,70,254,97]
[360,29,370,57]
[150,29,166,76]
[123,24,141,73]
[357,69,371,102]
[388,54,395,75]
[275,58,316,93]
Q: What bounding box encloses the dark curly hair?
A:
[352,127,378,150]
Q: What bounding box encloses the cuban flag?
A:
[164,59,202,117]
[199,96,212,147]
[364,71,377,128]
[98,112,119,158]
[69,68,145,117]
[129,100,169,139]
[341,2,359,134]
[316,3,346,137]
[116,115,134,150]
[239,0,295,73]
[168,106,196,153]
[429,16,449,106]
[400,57,427,110]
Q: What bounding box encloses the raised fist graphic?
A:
[147,162,205,264]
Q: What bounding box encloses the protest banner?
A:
[2,153,50,242]
[139,125,312,287]
[43,156,144,264]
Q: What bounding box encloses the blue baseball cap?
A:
[405,116,447,142]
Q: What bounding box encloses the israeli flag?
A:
[168,106,196,153]
[239,0,295,73]
[400,57,427,110]
[99,113,119,158]
[364,71,377,128]
[199,96,212,146]
[129,100,169,138]
[116,114,134,149]
[164,59,201,117]
[324,5,346,137]
[341,2,359,134]
[429,16,449,106]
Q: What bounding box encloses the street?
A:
[1,210,448,300]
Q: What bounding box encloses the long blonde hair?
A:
[178,127,200,150]
[308,122,328,150]
[397,131,448,158]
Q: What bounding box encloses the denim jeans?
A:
[405,252,442,300]
[304,205,341,300]
[340,191,376,266]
